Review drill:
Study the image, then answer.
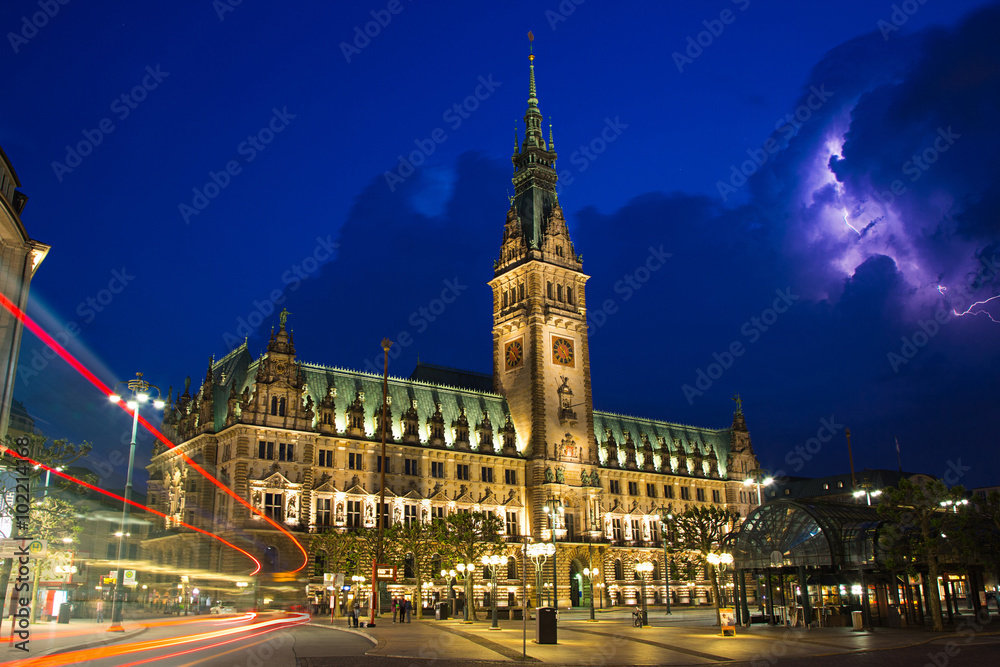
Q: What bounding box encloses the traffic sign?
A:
[0,538,47,559]
[124,570,136,585]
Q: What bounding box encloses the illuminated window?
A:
[264,493,283,521]
[346,500,361,528]
[316,498,332,526]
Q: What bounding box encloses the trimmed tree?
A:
[309,529,359,616]
[436,511,504,621]
[673,504,740,626]
[878,477,965,632]
[385,518,445,619]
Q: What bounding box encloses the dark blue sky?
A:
[2,0,998,490]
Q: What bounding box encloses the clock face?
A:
[505,339,524,369]
[552,337,575,367]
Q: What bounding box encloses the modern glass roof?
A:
[733,500,884,570]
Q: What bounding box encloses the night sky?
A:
[2,0,998,491]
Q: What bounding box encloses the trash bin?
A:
[536,606,557,644]
[435,602,450,620]
[57,603,72,624]
[851,610,864,630]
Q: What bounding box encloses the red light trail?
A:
[0,291,308,573]
[2,448,262,575]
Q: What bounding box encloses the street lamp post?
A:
[707,552,734,623]
[526,543,554,609]
[456,562,476,622]
[482,555,503,630]
[635,562,653,627]
[542,499,564,609]
[659,507,673,615]
[582,567,598,621]
[442,569,457,616]
[853,482,882,505]
[108,372,165,632]
[743,469,774,506]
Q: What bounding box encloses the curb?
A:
[306,621,380,652]
[5,625,149,660]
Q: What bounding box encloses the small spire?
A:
[513,121,519,155]
[527,31,537,108]
[548,119,555,152]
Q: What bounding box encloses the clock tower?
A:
[489,45,597,519]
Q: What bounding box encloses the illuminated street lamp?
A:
[743,470,774,506]
[455,562,476,622]
[526,542,555,608]
[441,568,458,614]
[658,506,674,615]
[107,372,165,632]
[706,552,734,608]
[853,487,882,505]
[481,554,504,630]
[635,562,653,627]
[582,567,599,621]
[542,499,564,608]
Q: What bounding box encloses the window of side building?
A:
[481,466,494,483]
[504,469,517,485]
[348,452,363,470]
[431,461,445,478]
[347,500,362,527]
[664,485,674,499]
[319,450,333,467]
[456,464,470,481]
[646,483,656,497]
[258,440,275,460]
[404,458,418,475]
[264,493,283,521]
[696,488,706,502]
[609,479,621,494]
[712,489,721,502]
[506,511,519,536]
[316,498,332,526]
[680,487,690,500]
[278,442,295,461]
[628,481,638,495]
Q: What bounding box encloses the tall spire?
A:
[528,31,538,108]
[508,32,559,250]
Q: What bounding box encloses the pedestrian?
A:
[398,598,405,623]
[391,597,397,623]
[95,599,104,623]
[405,597,412,623]
[352,600,360,628]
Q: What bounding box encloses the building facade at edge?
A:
[0,145,48,444]
[143,53,762,611]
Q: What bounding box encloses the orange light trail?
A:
[2,448,262,575]
[0,292,308,573]
[0,613,308,667]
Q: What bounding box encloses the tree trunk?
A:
[416,580,423,619]
[921,514,944,631]
[709,564,722,627]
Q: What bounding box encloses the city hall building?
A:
[144,52,762,612]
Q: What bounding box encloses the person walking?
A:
[352,600,360,628]
[405,597,412,623]
[391,597,397,623]
[95,598,104,623]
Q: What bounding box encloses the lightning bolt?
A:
[953,294,1000,323]
[842,210,862,236]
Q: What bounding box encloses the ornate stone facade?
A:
[143,50,760,611]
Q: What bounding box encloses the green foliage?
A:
[672,504,740,625]
[877,477,965,632]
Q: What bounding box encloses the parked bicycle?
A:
[632,607,642,627]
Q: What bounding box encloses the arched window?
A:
[519,283,525,300]
[547,281,553,299]
[557,284,563,301]
[614,558,623,581]
[503,291,508,308]
[507,556,517,580]
[271,396,278,415]
[566,287,573,304]
[279,397,286,417]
